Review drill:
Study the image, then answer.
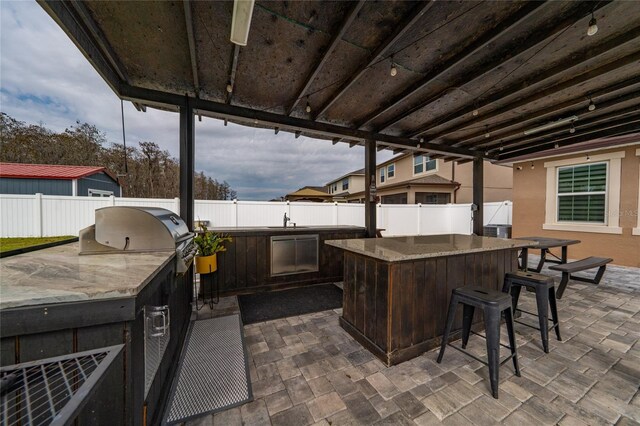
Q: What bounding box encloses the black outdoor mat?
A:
[163,314,252,425]
[238,284,343,325]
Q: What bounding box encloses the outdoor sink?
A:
[267,226,308,229]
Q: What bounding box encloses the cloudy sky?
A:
[0,1,392,200]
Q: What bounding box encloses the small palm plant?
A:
[194,223,231,274]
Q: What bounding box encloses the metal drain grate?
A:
[0,344,123,426]
[163,314,252,424]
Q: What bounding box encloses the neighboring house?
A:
[285,186,332,202]
[511,139,640,267]
[324,168,365,202]
[0,163,121,197]
[325,154,513,204]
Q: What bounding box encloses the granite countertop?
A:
[0,242,175,310]
[325,234,537,262]
[208,226,365,234]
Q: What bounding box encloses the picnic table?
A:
[515,236,581,272]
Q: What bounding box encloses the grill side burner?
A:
[79,206,196,274]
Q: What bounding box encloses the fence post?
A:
[233,199,238,226]
[109,195,116,206]
[416,203,422,235]
[333,202,338,226]
[34,193,43,237]
[174,197,180,214]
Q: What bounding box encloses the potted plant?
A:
[193,224,232,275]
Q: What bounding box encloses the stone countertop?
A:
[0,242,175,310]
[208,226,365,235]
[325,234,537,262]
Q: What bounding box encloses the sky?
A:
[0,1,393,200]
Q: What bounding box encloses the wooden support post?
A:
[365,140,377,238]
[473,157,484,236]
[179,96,194,231]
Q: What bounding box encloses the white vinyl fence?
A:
[0,193,511,238]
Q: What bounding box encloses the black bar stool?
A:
[502,270,561,353]
[437,286,520,399]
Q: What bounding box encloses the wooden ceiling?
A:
[39,0,640,161]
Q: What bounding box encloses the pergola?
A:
[39,0,640,236]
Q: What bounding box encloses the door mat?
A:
[163,314,252,424]
[238,284,343,325]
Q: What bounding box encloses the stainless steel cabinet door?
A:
[271,237,296,275]
[296,236,319,273]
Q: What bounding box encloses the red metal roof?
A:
[0,163,112,180]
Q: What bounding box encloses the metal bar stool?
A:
[502,270,561,353]
[437,286,520,399]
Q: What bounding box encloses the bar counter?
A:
[325,234,535,366]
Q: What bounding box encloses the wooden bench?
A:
[549,257,613,299]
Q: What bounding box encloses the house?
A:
[284,186,332,202]
[510,137,640,267]
[325,154,512,204]
[0,163,121,197]
[324,168,365,202]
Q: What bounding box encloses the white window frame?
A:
[387,163,395,179]
[342,178,349,191]
[380,167,385,183]
[413,155,437,176]
[634,148,640,236]
[556,162,608,225]
[543,151,624,234]
[88,188,114,197]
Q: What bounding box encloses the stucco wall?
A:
[512,145,640,267]
[449,162,513,203]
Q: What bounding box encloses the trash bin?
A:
[484,224,512,238]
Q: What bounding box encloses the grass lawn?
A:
[0,236,76,253]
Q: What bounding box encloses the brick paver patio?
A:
[189,261,639,425]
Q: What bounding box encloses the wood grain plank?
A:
[390,263,403,351]
[375,262,388,351]
[364,257,377,340]
[235,236,247,289]
[245,236,257,288]
[343,253,355,325]
[423,259,437,339]
[354,255,366,332]
[413,260,426,344]
[400,262,414,348]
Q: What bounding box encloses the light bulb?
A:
[306,102,311,113]
[226,83,233,93]
[472,109,479,116]
[588,99,596,111]
[587,16,598,36]
[554,142,559,148]
[530,163,535,170]
[390,64,397,77]
[570,123,576,134]
[499,145,504,152]
[587,154,591,161]
[485,133,490,138]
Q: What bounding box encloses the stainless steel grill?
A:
[79,206,196,275]
[0,345,123,426]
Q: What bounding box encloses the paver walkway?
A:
[189,262,640,425]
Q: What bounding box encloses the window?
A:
[557,163,607,223]
[88,189,114,197]
[380,168,385,183]
[342,178,349,191]
[415,192,450,204]
[414,155,436,174]
[543,151,624,234]
[387,164,395,178]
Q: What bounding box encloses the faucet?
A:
[283,212,290,228]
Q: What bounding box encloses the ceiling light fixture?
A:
[390,57,398,77]
[230,0,255,46]
[523,115,579,135]
[587,11,598,36]
[588,97,596,111]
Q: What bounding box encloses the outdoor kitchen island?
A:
[326,234,535,366]
[0,242,191,425]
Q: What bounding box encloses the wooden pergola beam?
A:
[313,1,436,119]
[478,93,640,151]
[408,22,640,139]
[431,51,640,145]
[461,80,640,148]
[357,1,561,128]
[498,120,640,159]
[183,0,200,96]
[286,1,366,116]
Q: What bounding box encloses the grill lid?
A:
[92,206,191,252]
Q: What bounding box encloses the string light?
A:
[484,125,490,138]
[390,57,398,77]
[554,142,559,148]
[499,144,504,152]
[569,123,576,134]
[226,82,233,93]
[587,12,598,36]
[305,97,311,113]
[588,97,596,111]
[587,154,591,161]
[472,109,479,116]
[530,162,535,170]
